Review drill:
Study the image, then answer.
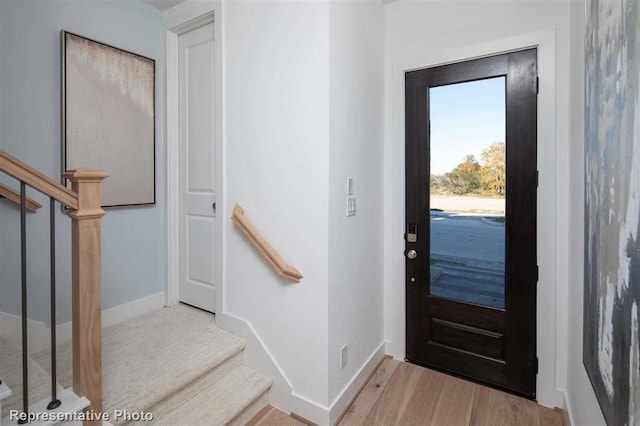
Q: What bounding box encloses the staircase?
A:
[1,304,272,425]
[1,150,273,425]
[0,149,108,424]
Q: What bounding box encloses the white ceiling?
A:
[144,0,397,11]
[142,0,186,11]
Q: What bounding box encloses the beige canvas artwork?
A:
[63,31,155,207]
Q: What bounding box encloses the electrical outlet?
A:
[340,344,348,369]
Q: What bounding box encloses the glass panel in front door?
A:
[429,77,506,309]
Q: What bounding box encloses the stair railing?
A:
[0,150,107,425]
[0,183,42,212]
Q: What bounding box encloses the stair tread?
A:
[0,337,63,419]
[33,304,246,419]
[151,365,272,425]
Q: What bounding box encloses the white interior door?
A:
[179,23,216,313]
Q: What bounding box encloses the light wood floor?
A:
[250,358,565,426]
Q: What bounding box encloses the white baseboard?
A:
[104,292,166,327]
[562,389,575,426]
[216,314,329,425]
[0,292,165,353]
[384,340,404,362]
[537,387,565,411]
[289,391,330,426]
[216,313,300,417]
[218,312,332,424]
[218,312,388,426]
[55,292,165,346]
[328,341,386,425]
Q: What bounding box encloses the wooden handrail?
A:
[232,204,303,282]
[0,183,42,212]
[0,150,78,209]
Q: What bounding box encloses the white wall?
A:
[328,0,384,411]
[222,0,332,408]
[165,2,386,422]
[566,0,606,424]
[0,0,166,326]
[384,0,572,408]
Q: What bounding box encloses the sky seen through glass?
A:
[429,77,506,175]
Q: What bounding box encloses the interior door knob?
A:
[406,249,417,260]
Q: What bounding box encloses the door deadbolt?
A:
[406,223,418,243]
[406,249,417,260]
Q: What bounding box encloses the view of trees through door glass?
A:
[429,77,506,309]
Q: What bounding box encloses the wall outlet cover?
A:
[340,344,348,369]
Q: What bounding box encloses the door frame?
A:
[165,2,223,315]
[385,29,565,407]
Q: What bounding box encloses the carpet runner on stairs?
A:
[8,304,271,425]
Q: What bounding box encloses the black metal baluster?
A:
[48,197,61,410]
[18,182,28,425]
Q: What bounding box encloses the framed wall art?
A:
[62,30,155,207]
[584,0,640,424]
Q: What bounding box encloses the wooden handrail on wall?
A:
[0,149,107,424]
[0,182,42,212]
[232,204,303,282]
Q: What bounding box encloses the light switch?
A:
[347,177,354,195]
[347,197,356,217]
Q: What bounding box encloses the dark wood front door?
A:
[405,49,538,398]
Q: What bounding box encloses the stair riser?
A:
[122,351,244,426]
[228,390,270,426]
[145,364,271,426]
